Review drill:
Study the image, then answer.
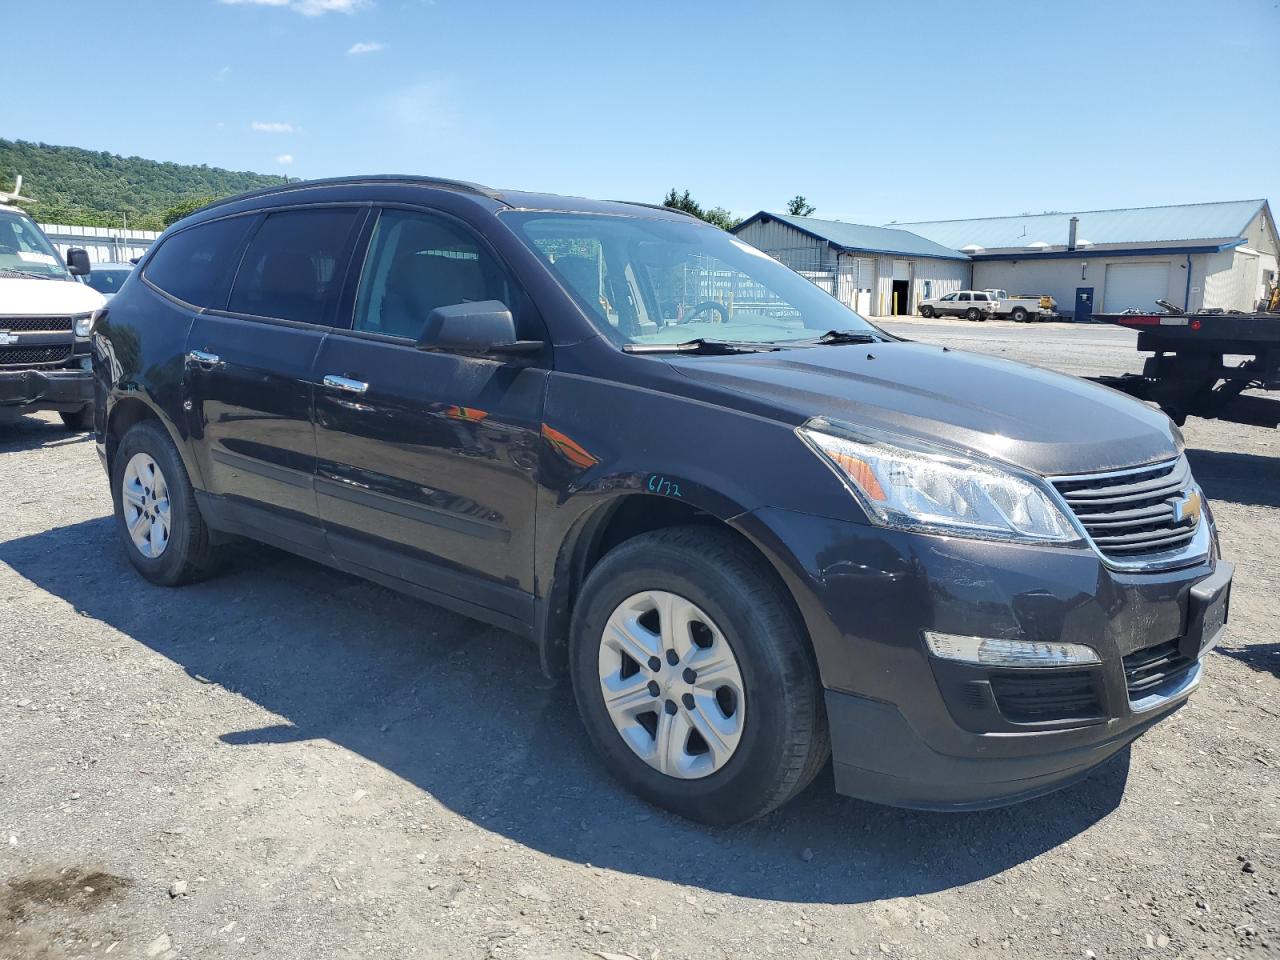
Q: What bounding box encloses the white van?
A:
[1,181,106,430]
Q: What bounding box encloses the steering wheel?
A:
[684,300,729,324]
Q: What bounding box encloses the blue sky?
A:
[10,0,1278,224]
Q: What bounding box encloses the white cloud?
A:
[251,121,296,133]
[386,82,456,134]
[218,0,366,14]
[347,40,385,55]
[214,65,232,81]
[275,154,295,166]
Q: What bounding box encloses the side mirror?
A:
[417,300,543,355]
[66,248,91,276]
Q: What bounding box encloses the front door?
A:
[186,205,365,552]
[1075,287,1094,323]
[312,207,546,630]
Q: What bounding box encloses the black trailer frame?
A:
[1091,311,1280,425]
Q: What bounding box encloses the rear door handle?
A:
[187,349,221,367]
[322,374,369,394]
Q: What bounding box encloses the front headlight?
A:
[797,421,1082,544]
[73,312,95,337]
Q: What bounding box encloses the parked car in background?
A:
[95,175,1230,825]
[992,293,1058,323]
[918,290,997,320]
[81,261,134,301]
[1,184,103,430]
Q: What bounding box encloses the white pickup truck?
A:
[983,289,1058,322]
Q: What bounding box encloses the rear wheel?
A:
[111,420,219,586]
[570,527,829,825]
[59,404,93,431]
[966,307,982,321]
[1010,307,1029,323]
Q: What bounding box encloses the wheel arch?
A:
[534,491,809,680]
[105,394,202,488]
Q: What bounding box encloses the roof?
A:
[894,199,1268,252]
[732,211,970,261]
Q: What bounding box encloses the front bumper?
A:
[0,364,93,416]
[735,506,1231,810]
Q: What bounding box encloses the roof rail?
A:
[612,201,701,220]
[197,174,505,215]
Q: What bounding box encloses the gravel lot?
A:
[2,318,1276,960]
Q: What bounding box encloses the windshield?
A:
[83,267,132,294]
[505,212,876,345]
[0,209,70,279]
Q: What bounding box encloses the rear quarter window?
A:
[143,216,255,308]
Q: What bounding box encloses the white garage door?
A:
[1103,262,1170,312]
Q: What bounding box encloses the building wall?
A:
[974,255,1193,315]
[732,219,835,274]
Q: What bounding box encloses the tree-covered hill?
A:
[0,139,287,230]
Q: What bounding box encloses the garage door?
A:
[1103,262,1170,312]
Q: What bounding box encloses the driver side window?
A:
[353,209,511,340]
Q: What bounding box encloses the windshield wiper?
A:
[801,329,884,345]
[0,267,59,281]
[622,338,781,355]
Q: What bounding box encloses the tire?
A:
[1010,307,1029,323]
[570,526,829,825]
[111,419,219,586]
[919,306,934,319]
[966,307,982,321]
[59,404,93,431]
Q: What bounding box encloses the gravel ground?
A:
[2,318,1276,960]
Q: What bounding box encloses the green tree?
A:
[660,188,740,230]
[0,139,287,230]
[161,196,217,227]
[785,195,816,217]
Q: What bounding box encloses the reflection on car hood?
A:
[669,340,1180,476]
[0,277,105,315]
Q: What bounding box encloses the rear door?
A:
[312,206,547,630]
[185,205,366,553]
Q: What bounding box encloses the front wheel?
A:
[570,527,829,825]
[919,305,935,318]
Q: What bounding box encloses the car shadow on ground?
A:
[1215,641,1280,679]
[0,517,1131,906]
[1186,447,1280,509]
[0,416,92,454]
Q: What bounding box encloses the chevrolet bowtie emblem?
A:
[1172,489,1202,525]
[0,331,17,345]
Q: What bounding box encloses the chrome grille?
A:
[0,315,74,332]
[1052,458,1199,559]
[0,344,73,367]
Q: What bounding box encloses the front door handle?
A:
[323,374,369,394]
[187,349,221,367]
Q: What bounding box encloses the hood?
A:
[670,341,1180,476]
[0,277,106,316]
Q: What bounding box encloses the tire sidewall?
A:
[111,421,198,585]
[570,537,802,823]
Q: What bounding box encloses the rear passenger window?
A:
[228,208,360,324]
[143,216,254,308]
[353,209,512,340]
[958,292,971,301]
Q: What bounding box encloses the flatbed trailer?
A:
[1091,309,1280,425]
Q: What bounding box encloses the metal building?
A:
[732,212,970,316]
[897,200,1278,321]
